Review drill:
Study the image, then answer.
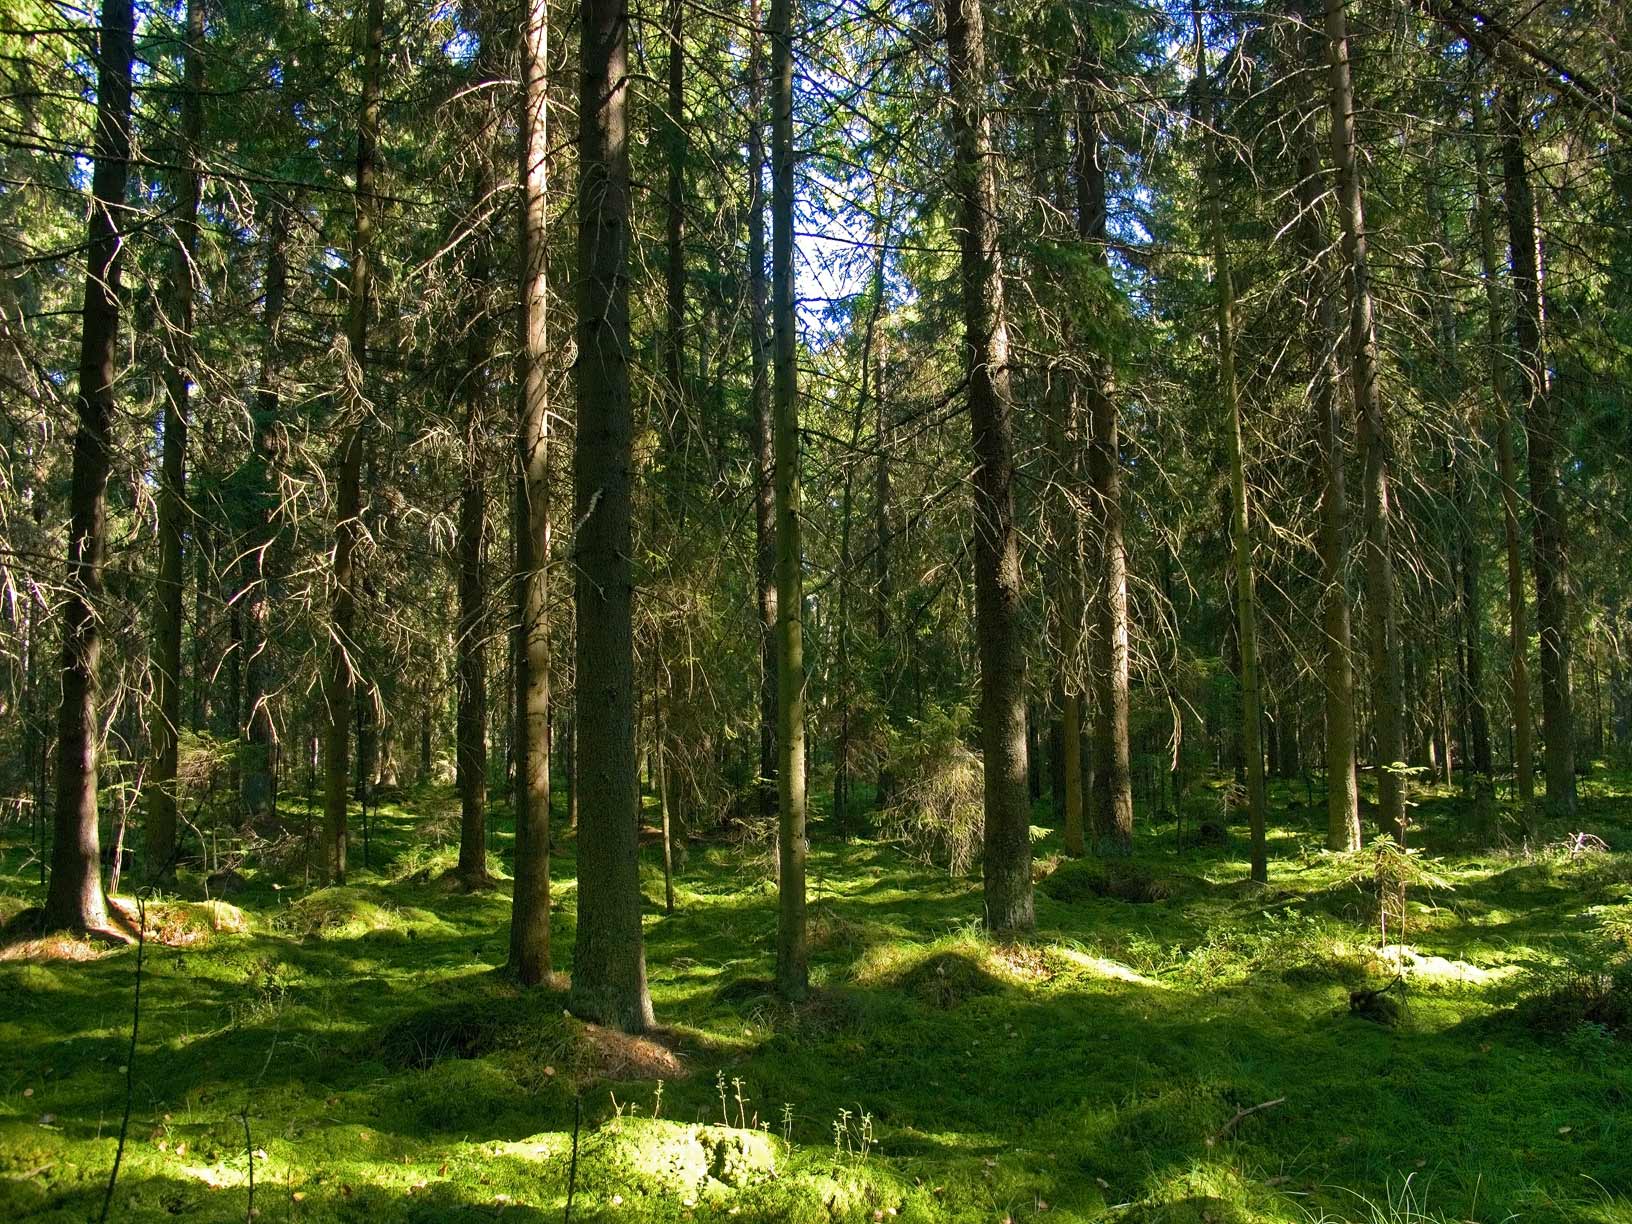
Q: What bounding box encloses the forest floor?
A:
[3,774,1632,1223]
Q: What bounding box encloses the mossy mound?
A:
[271,886,407,940]
[1513,959,1632,1037]
[1043,857,1174,905]
[576,1118,782,1197]
[866,945,1010,1009]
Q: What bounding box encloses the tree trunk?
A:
[1501,93,1576,818]
[569,0,653,1033]
[45,0,134,933]
[748,0,778,825]
[242,202,291,822]
[771,0,809,998]
[147,0,204,883]
[1197,3,1266,880]
[1324,0,1406,842]
[1473,95,1533,814]
[941,0,1033,932]
[455,304,489,885]
[509,0,552,984]
[320,0,385,883]
[1077,37,1134,854]
[1290,9,1360,849]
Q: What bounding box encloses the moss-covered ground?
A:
[4,774,1632,1222]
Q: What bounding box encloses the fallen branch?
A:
[1206,1096,1286,1147]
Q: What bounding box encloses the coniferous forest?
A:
[4,0,1632,1219]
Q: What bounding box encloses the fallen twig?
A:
[1206,1096,1286,1147]
[100,891,148,1223]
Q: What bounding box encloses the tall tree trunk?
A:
[748,0,777,824]
[147,0,204,883]
[320,0,385,883]
[941,0,1033,932]
[771,0,809,998]
[455,306,490,885]
[1292,3,1359,851]
[1196,4,1266,880]
[1473,95,1533,813]
[1500,93,1576,817]
[509,0,553,985]
[45,0,134,932]
[570,0,654,1033]
[1324,0,1407,841]
[1076,35,1133,854]
[242,203,291,822]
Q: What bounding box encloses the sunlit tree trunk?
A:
[320,0,385,883]
[570,0,654,1033]
[941,0,1033,932]
[748,0,777,824]
[770,0,809,997]
[1076,33,1133,854]
[45,0,134,932]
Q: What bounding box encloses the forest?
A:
[2,0,1631,1218]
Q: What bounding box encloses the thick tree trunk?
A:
[1500,94,1576,818]
[509,0,552,984]
[748,0,777,824]
[941,0,1033,932]
[320,0,385,883]
[1324,0,1407,842]
[1076,42,1134,854]
[148,0,204,883]
[1292,5,1359,851]
[570,0,653,1033]
[45,0,134,933]
[770,0,809,998]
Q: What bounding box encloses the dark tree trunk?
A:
[1290,8,1360,848]
[455,313,490,885]
[45,0,134,933]
[941,0,1033,932]
[1501,93,1576,817]
[509,0,553,984]
[1325,0,1407,842]
[569,0,653,1033]
[242,203,291,822]
[148,0,204,882]
[320,0,385,883]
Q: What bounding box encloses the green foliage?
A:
[876,704,984,875]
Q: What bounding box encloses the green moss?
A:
[3,777,1632,1221]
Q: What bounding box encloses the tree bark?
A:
[770,0,809,998]
[147,0,204,883]
[1076,35,1134,854]
[1500,92,1576,817]
[509,0,553,985]
[1324,0,1407,842]
[1292,2,1359,851]
[320,0,385,883]
[569,0,653,1033]
[1473,94,1533,813]
[455,281,490,885]
[748,0,777,824]
[45,0,134,933]
[1197,3,1266,880]
[941,0,1033,932]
